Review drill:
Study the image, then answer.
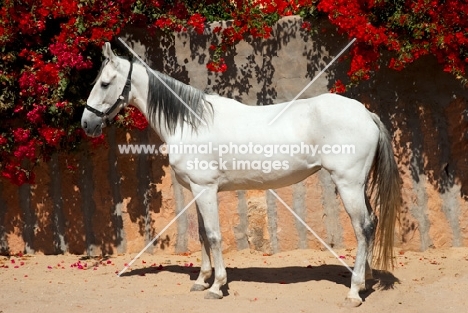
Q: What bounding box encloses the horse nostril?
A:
[83,121,88,129]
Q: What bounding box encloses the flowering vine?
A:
[0,0,466,185]
[318,0,468,86]
[0,0,128,185]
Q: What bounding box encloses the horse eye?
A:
[101,82,110,88]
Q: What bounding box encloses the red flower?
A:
[36,62,60,86]
[127,107,148,130]
[39,126,65,147]
[18,72,37,95]
[206,58,228,73]
[2,163,35,186]
[154,17,174,30]
[57,0,79,16]
[49,42,92,70]
[90,134,106,148]
[301,21,312,32]
[13,128,30,143]
[90,27,114,43]
[13,143,35,159]
[55,101,66,109]
[187,13,206,35]
[330,80,346,93]
[26,104,46,124]
[0,135,7,145]
[66,164,77,172]
[17,12,36,35]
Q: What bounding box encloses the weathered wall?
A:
[1,16,467,256]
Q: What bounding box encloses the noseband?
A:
[85,57,133,126]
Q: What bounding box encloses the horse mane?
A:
[146,68,211,134]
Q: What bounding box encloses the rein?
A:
[85,57,133,126]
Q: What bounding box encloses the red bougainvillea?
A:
[318,0,468,86]
[115,106,149,131]
[0,0,127,184]
[38,126,66,147]
[206,58,228,73]
[330,80,346,93]
[0,0,467,185]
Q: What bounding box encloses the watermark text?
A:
[118,142,355,157]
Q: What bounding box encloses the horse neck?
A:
[131,100,175,143]
[127,64,169,141]
[139,65,211,143]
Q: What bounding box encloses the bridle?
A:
[85,57,133,126]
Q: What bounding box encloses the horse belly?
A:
[170,152,322,192]
[216,161,322,191]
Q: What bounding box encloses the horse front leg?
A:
[190,183,226,299]
[190,208,213,292]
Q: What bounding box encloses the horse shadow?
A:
[121,262,399,301]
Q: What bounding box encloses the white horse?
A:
[82,42,401,306]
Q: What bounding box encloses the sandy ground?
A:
[1,247,468,313]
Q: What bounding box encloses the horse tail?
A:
[369,113,402,271]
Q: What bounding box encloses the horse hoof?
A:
[204,291,223,299]
[190,284,207,292]
[343,297,362,308]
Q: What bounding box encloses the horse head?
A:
[81,42,133,137]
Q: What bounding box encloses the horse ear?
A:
[102,42,117,62]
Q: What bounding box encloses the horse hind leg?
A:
[332,175,376,307]
[364,196,377,282]
[190,208,213,292]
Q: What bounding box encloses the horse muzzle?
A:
[81,110,104,137]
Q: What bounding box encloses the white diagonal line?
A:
[117,188,206,276]
[268,38,356,125]
[118,37,207,126]
[268,189,356,276]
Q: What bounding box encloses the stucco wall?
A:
[1,16,467,256]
